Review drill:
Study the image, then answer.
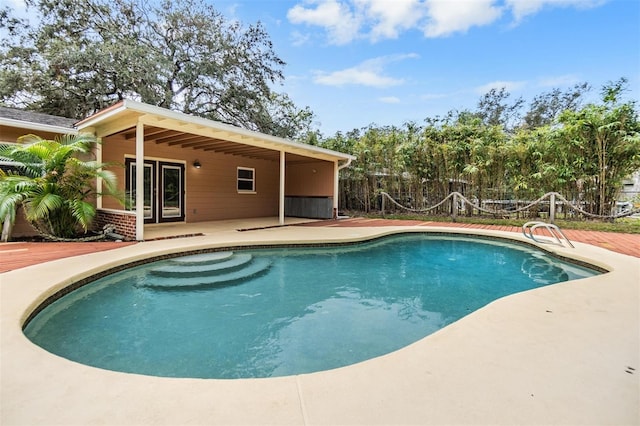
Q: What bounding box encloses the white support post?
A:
[95,136,103,209]
[279,151,285,225]
[333,161,339,219]
[135,121,145,241]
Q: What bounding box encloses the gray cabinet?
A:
[285,196,333,219]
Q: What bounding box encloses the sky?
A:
[212,0,640,136]
[6,0,640,136]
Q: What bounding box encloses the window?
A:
[237,167,255,192]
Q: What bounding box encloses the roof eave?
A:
[0,117,78,135]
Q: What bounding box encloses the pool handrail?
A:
[522,221,575,248]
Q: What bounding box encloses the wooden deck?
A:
[0,241,137,273]
[1,219,638,273]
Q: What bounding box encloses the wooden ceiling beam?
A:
[162,134,208,145]
[124,126,173,140]
[180,140,218,149]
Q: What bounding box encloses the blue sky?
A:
[7,0,639,135]
[213,0,639,136]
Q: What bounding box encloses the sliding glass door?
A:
[160,163,184,220]
[126,159,185,223]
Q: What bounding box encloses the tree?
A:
[475,87,524,130]
[0,0,314,139]
[523,82,590,128]
[0,134,119,240]
[557,78,640,216]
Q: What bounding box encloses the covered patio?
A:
[75,100,355,241]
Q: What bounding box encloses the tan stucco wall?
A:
[101,133,280,222]
[0,126,70,143]
[285,160,334,196]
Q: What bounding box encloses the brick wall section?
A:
[95,210,137,240]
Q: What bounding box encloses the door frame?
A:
[125,157,186,224]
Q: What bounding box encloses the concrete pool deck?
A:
[1,223,639,425]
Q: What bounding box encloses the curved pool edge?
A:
[2,225,638,425]
[18,227,610,331]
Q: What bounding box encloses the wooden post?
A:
[549,193,556,223]
[381,193,385,218]
[452,192,458,222]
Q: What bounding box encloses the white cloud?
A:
[423,0,503,37]
[287,0,609,44]
[475,80,527,93]
[379,96,401,104]
[290,30,312,46]
[287,0,361,45]
[362,0,427,41]
[314,67,403,87]
[313,54,419,87]
[505,0,608,23]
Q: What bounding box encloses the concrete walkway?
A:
[1,220,638,425]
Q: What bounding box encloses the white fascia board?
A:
[0,117,77,135]
[121,100,357,162]
[75,102,129,130]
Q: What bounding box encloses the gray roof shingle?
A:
[0,107,77,128]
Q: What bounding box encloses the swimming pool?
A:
[24,234,599,379]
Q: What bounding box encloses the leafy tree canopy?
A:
[524,82,591,129]
[0,0,314,139]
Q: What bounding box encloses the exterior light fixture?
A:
[193,160,201,169]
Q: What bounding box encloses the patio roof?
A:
[76,100,356,163]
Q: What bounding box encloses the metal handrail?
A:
[522,221,574,248]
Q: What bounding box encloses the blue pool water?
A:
[24,234,599,379]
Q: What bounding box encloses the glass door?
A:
[126,159,155,223]
[159,162,185,222]
[125,159,185,223]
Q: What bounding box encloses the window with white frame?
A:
[237,167,255,192]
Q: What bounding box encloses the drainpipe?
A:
[338,158,353,171]
[333,158,353,219]
[279,151,285,225]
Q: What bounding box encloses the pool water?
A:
[24,234,599,378]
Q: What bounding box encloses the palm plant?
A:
[0,133,119,240]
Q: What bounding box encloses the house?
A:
[620,172,640,206]
[0,101,356,240]
[0,107,78,238]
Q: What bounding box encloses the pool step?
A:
[150,253,253,278]
[141,258,272,290]
[167,251,235,266]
